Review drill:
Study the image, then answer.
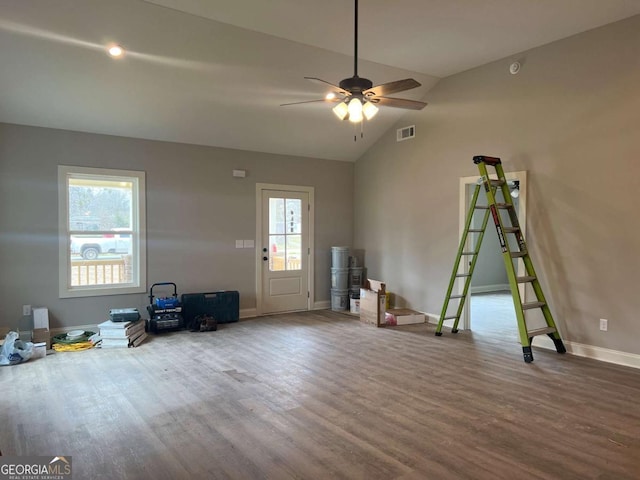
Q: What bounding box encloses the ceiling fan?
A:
[280,0,427,124]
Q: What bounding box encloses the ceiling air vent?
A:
[397,125,415,142]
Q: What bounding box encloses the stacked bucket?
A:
[331,247,364,312]
[348,256,364,303]
[330,247,350,311]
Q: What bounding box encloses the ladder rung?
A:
[527,326,556,337]
[510,251,527,258]
[468,229,484,232]
[517,275,536,283]
[461,251,476,255]
[496,203,514,209]
[455,273,471,277]
[442,315,458,321]
[503,227,520,233]
[490,179,506,186]
[449,295,465,299]
[522,301,546,310]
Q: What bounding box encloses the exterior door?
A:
[260,189,310,314]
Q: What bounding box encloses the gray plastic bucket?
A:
[331,246,350,268]
[331,288,349,311]
[331,267,349,289]
[349,267,364,287]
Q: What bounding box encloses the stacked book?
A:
[97,319,147,348]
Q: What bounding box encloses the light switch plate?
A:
[235,240,244,248]
[243,239,255,248]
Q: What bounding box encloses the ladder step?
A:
[442,315,459,321]
[496,203,514,209]
[527,326,556,337]
[503,227,520,233]
[522,301,546,310]
[468,229,484,232]
[517,275,536,283]
[455,273,471,278]
[450,295,465,299]
[490,179,506,186]
[461,251,477,255]
[510,251,527,258]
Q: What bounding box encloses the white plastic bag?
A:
[0,331,34,366]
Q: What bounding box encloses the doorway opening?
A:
[457,171,527,332]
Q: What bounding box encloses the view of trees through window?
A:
[69,181,132,232]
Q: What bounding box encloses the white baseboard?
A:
[469,284,510,294]
[313,300,331,310]
[240,308,257,319]
[534,336,640,369]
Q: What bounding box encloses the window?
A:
[268,196,302,271]
[58,166,146,298]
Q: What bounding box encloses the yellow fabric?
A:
[52,341,95,352]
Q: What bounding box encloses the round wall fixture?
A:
[509,62,521,75]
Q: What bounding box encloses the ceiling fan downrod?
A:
[354,0,358,78]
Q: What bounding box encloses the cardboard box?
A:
[385,308,426,326]
[32,328,51,349]
[359,279,386,327]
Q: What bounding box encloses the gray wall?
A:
[355,15,640,355]
[0,123,353,329]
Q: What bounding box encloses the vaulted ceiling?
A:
[2,0,639,161]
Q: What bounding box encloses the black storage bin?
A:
[181,291,240,326]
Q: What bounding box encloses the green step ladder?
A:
[435,155,566,363]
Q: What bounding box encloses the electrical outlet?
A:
[22,304,32,316]
[599,318,608,331]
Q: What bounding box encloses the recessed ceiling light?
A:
[107,45,124,58]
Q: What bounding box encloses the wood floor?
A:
[1,309,639,479]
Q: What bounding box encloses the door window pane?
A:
[269,234,286,271]
[286,234,302,271]
[269,198,285,234]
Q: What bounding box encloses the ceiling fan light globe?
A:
[332,102,349,120]
[363,101,379,120]
[347,98,363,123]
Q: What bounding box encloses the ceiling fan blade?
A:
[280,98,340,107]
[371,96,427,110]
[305,77,349,95]
[364,78,421,97]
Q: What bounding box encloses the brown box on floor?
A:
[359,279,386,327]
[385,308,426,326]
[32,328,51,349]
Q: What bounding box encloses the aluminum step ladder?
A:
[435,155,566,363]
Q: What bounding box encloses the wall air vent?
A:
[397,125,415,142]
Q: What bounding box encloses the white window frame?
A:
[58,165,147,298]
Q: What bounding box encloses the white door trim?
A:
[255,183,315,316]
[457,170,527,330]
